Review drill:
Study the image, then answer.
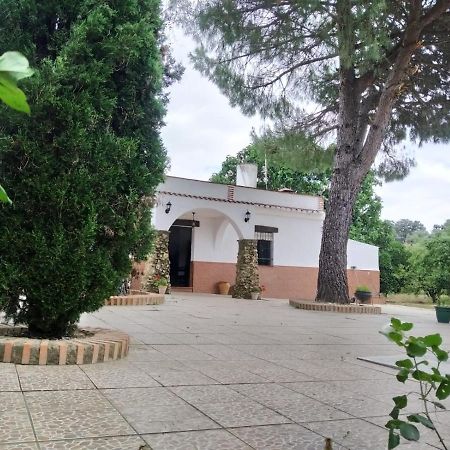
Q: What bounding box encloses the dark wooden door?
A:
[169,225,192,287]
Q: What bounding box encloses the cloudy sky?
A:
[162,30,450,231]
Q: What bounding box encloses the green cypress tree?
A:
[0,0,168,337]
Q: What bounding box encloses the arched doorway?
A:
[168,208,244,289]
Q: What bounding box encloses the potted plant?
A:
[250,286,262,300]
[435,298,450,323]
[217,281,231,295]
[155,276,168,295]
[354,285,372,303]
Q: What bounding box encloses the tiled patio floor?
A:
[2,294,450,449]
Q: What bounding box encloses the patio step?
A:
[171,287,193,293]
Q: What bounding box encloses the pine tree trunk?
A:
[316,159,363,303]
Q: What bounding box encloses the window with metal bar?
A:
[255,231,273,266]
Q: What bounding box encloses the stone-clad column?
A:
[146,230,171,293]
[233,239,260,299]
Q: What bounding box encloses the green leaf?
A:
[423,334,442,347]
[436,379,450,400]
[399,422,420,441]
[0,51,34,80]
[434,348,449,362]
[400,322,413,332]
[388,430,400,449]
[0,184,12,204]
[406,341,427,358]
[397,368,409,383]
[393,395,408,409]
[0,51,34,114]
[388,331,404,344]
[395,359,413,369]
[407,414,435,430]
[389,406,400,419]
[431,368,443,383]
[0,74,30,113]
[431,401,446,410]
[391,318,402,330]
[412,370,432,382]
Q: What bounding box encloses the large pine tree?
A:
[0,0,168,337]
[176,0,449,303]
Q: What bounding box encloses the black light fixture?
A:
[244,210,251,222]
[165,201,172,214]
[191,212,196,228]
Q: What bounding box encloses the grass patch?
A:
[385,293,435,309]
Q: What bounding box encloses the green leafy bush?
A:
[0,1,168,337]
[381,318,449,449]
[355,285,372,293]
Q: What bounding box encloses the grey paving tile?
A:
[0,366,21,391]
[195,400,291,428]
[116,404,219,434]
[102,387,218,433]
[39,436,146,449]
[24,390,134,441]
[125,346,173,362]
[17,366,95,391]
[0,444,39,450]
[305,418,390,449]
[151,369,218,386]
[151,345,216,361]
[0,392,35,444]
[102,387,187,409]
[170,385,246,405]
[230,424,346,450]
[143,430,252,450]
[81,363,160,389]
[324,395,392,418]
[198,368,268,384]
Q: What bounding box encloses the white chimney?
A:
[236,164,258,188]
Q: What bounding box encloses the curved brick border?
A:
[289,299,381,314]
[106,292,164,306]
[0,328,129,365]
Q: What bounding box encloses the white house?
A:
[151,164,380,301]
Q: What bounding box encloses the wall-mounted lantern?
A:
[165,201,172,214]
[244,210,251,223]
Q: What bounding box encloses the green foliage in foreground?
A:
[0,0,167,337]
[381,318,449,449]
[0,51,34,204]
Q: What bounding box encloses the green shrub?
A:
[355,285,371,293]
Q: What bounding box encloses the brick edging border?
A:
[289,299,381,314]
[0,328,129,365]
[106,293,164,306]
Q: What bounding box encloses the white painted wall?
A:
[191,218,239,263]
[153,176,379,271]
[347,239,379,270]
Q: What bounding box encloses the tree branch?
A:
[247,53,337,89]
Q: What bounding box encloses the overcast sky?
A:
[161,30,450,231]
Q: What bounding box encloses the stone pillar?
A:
[146,230,171,294]
[233,239,260,299]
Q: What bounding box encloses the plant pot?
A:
[158,286,167,295]
[218,281,231,295]
[435,306,450,324]
[355,291,372,303]
[250,291,260,300]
